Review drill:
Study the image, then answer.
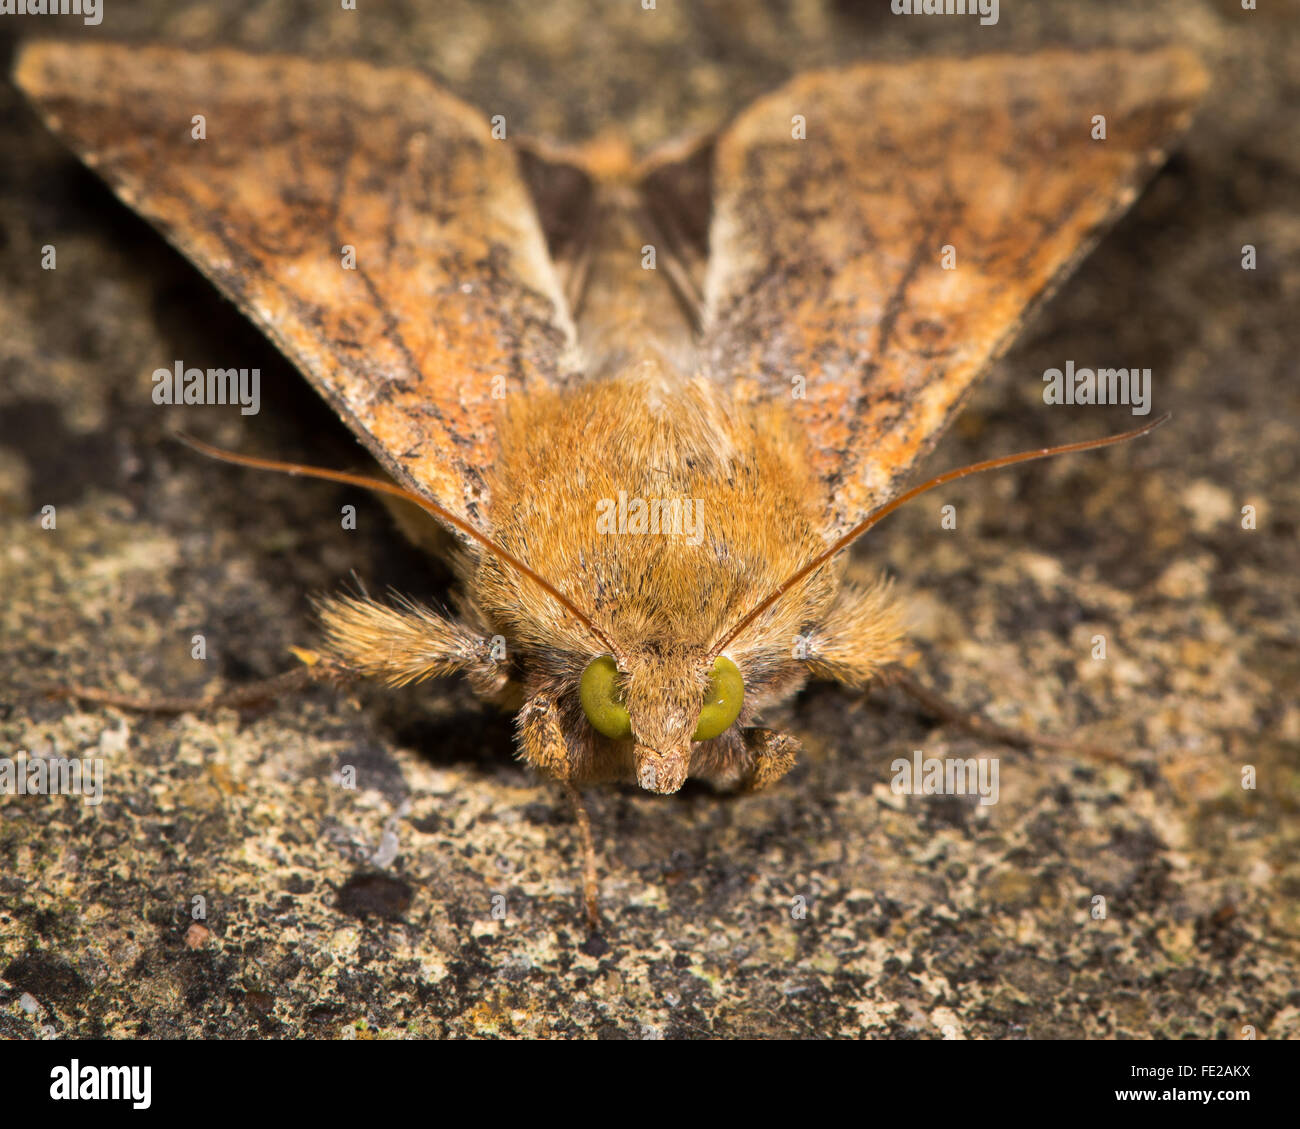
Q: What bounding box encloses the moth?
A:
[15,41,1206,927]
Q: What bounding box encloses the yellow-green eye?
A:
[579,655,631,740]
[693,656,744,741]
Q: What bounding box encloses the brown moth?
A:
[14,41,1207,927]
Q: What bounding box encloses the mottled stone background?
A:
[1,0,1296,1039]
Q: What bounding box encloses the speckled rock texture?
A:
[1,0,1296,1039]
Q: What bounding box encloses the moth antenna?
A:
[711,413,1172,656]
[174,433,617,655]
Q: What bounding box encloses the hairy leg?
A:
[804,579,1125,764]
[880,664,1126,765]
[563,781,602,932]
[47,591,502,716]
[738,727,802,791]
[48,663,339,714]
[519,693,605,931]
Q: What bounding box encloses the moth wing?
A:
[699,48,1208,535]
[14,41,580,536]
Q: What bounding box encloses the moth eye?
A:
[579,655,631,740]
[693,656,744,741]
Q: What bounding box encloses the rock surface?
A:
[1,0,1297,1039]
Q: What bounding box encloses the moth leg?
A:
[49,663,337,715]
[881,665,1126,766]
[517,692,575,780]
[313,593,506,696]
[802,578,907,689]
[563,782,602,932]
[805,582,1124,764]
[519,694,605,930]
[52,590,502,715]
[737,727,802,792]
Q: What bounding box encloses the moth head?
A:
[579,649,744,794]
